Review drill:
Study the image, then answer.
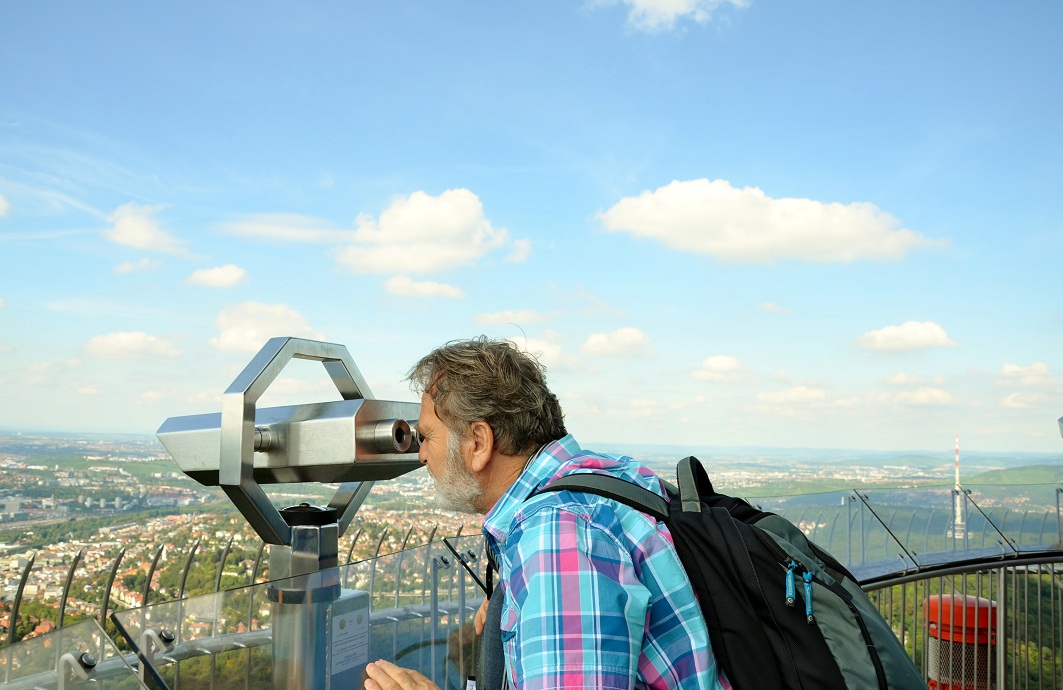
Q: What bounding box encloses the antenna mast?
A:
[951,433,966,541]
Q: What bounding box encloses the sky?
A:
[1,1,1061,454]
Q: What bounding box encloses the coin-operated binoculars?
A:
[157,337,422,689]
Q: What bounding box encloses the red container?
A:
[924,595,997,689]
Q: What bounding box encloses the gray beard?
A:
[433,431,483,514]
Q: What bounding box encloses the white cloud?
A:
[509,332,576,371]
[78,386,98,396]
[114,258,161,274]
[0,297,5,309]
[599,179,941,263]
[894,387,953,406]
[757,385,827,405]
[757,302,790,314]
[384,275,464,299]
[692,355,748,381]
[336,189,510,274]
[210,302,324,353]
[627,398,663,419]
[475,309,548,326]
[884,373,922,385]
[506,239,532,263]
[1000,392,1048,409]
[222,214,357,244]
[0,192,9,216]
[139,389,171,404]
[604,0,749,32]
[102,203,185,255]
[581,327,651,357]
[85,332,182,359]
[186,264,248,289]
[1000,362,1050,386]
[857,321,956,352]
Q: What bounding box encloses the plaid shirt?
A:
[483,435,729,690]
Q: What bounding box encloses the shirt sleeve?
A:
[501,503,651,690]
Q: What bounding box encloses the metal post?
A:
[58,549,82,629]
[4,552,36,683]
[924,509,937,553]
[252,540,266,584]
[174,538,201,690]
[884,509,897,560]
[903,511,917,553]
[422,526,440,605]
[847,495,852,566]
[1038,512,1051,548]
[346,528,363,565]
[178,538,202,601]
[854,495,863,565]
[142,544,165,609]
[430,555,451,686]
[827,508,840,554]
[99,546,127,630]
[368,527,390,609]
[1056,488,1062,545]
[210,537,233,690]
[392,526,416,659]
[215,536,234,592]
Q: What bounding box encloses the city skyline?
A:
[1,2,1061,452]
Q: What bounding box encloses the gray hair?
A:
[407,336,567,456]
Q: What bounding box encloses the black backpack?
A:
[533,456,927,690]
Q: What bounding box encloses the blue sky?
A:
[1,1,1061,453]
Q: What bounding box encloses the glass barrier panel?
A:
[749,483,1063,580]
[111,535,487,690]
[0,618,146,690]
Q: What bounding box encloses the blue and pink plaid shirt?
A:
[482,435,729,689]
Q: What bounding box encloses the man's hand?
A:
[364,659,440,690]
[474,596,490,636]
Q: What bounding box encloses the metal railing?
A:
[3,481,1063,688]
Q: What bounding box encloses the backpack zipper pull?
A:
[785,560,796,607]
[803,570,815,624]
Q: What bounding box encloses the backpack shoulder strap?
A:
[532,472,670,522]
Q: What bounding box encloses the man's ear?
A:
[466,420,495,472]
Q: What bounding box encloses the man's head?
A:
[408,336,568,513]
[408,336,567,456]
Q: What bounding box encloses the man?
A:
[365,337,727,690]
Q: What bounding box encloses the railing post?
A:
[346,528,363,565]
[251,539,266,584]
[367,527,390,610]
[859,493,867,564]
[142,544,165,609]
[1056,487,1062,544]
[5,551,36,683]
[58,549,82,629]
[430,555,452,686]
[209,536,234,689]
[215,536,234,592]
[174,537,201,690]
[923,509,937,553]
[178,538,202,601]
[99,546,127,630]
[847,494,853,565]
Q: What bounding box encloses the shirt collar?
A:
[482,433,582,548]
